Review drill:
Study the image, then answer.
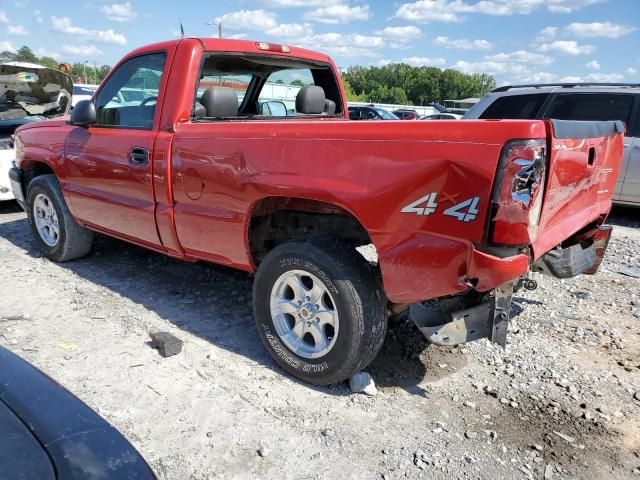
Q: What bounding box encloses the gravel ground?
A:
[0,201,639,480]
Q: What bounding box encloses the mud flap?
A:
[409,283,514,347]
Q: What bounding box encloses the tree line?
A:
[343,64,496,105]
[0,46,111,84]
[1,45,496,104]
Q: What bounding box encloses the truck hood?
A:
[0,62,72,122]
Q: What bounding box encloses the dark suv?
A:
[464,83,640,207]
[392,109,418,120]
[348,106,399,120]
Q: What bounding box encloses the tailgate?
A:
[531,119,625,259]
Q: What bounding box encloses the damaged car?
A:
[0,62,71,202]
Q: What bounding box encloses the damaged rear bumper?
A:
[410,283,514,347]
[409,224,613,348]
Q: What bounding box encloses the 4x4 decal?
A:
[443,196,480,222]
[401,193,480,223]
[400,192,438,216]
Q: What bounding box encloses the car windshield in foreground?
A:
[375,108,399,119]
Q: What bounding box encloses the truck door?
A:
[65,52,166,247]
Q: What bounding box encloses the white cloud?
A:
[0,41,16,53]
[264,0,341,6]
[545,0,602,13]
[433,35,493,50]
[454,47,564,84]
[100,3,137,23]
[536,26,557,41]
[560,76,582,82]
[538,40,594,55]
[215,9,278,31]
[33,9,43,23]
[376,26,422,42]
[585,60,600,70]
[304,4,370,24]
[228,33,248,39]
[62,45,104,57]
[298,32,384,57]
[585,72,624,82]
[51,16,127,45]
[401,56,446,66]
[485,50,554,65]
[519,71,558,83]
[394,0,601,23]
[35,48,60,60]
[0,11,8,24]
[455,59,558,83]
[7,24,28,35]
[565,22,636,39]
[14,0,29,7]
[376,59,392,67]
[626,67,638,77]
[265,23,312,38]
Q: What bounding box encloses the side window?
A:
[95,52,166,128]
[479,93,548,119]
[258,68,314,115]
[545,93,635,125]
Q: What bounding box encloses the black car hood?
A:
[0,346,156,480]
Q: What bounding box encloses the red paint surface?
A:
[14,39,624,304]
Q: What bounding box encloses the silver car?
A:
[464,83,640,207]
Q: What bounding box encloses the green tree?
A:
[343,63,495,104]
[290,79,304,87]
[14,46,39,64]
[342,78,365,102]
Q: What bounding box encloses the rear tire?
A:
[253,240,387,385]
[26,174,93,262]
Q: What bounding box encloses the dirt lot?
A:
[1,201,639,480]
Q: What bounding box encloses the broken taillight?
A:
[490,139,547,246]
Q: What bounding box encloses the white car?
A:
[421,113,462,120]
[1,62,72,201]
[72,84,98,107]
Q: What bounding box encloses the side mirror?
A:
[261,101,288,116]
[70,100,96,127]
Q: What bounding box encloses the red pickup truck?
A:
[9,38,623,385]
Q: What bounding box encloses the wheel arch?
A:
[247,196,376,269]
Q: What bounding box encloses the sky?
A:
[0,0,638,85]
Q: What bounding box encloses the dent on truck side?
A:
[170,118,548,305]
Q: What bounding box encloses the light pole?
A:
[205,21,223,38]
[82,61,88,84]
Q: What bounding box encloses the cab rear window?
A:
[479,93,548,119]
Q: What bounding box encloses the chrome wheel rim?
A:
[270,269,339,359]
[33,193,59,247]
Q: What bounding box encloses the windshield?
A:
[374,108,399,120]
[73,85,97,96]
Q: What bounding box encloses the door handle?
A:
[129,147,149,165]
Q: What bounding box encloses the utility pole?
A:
[205,21,222,38]
[82,61,87,84]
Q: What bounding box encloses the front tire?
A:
[26,174,93,262]
[253,241,387,385]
